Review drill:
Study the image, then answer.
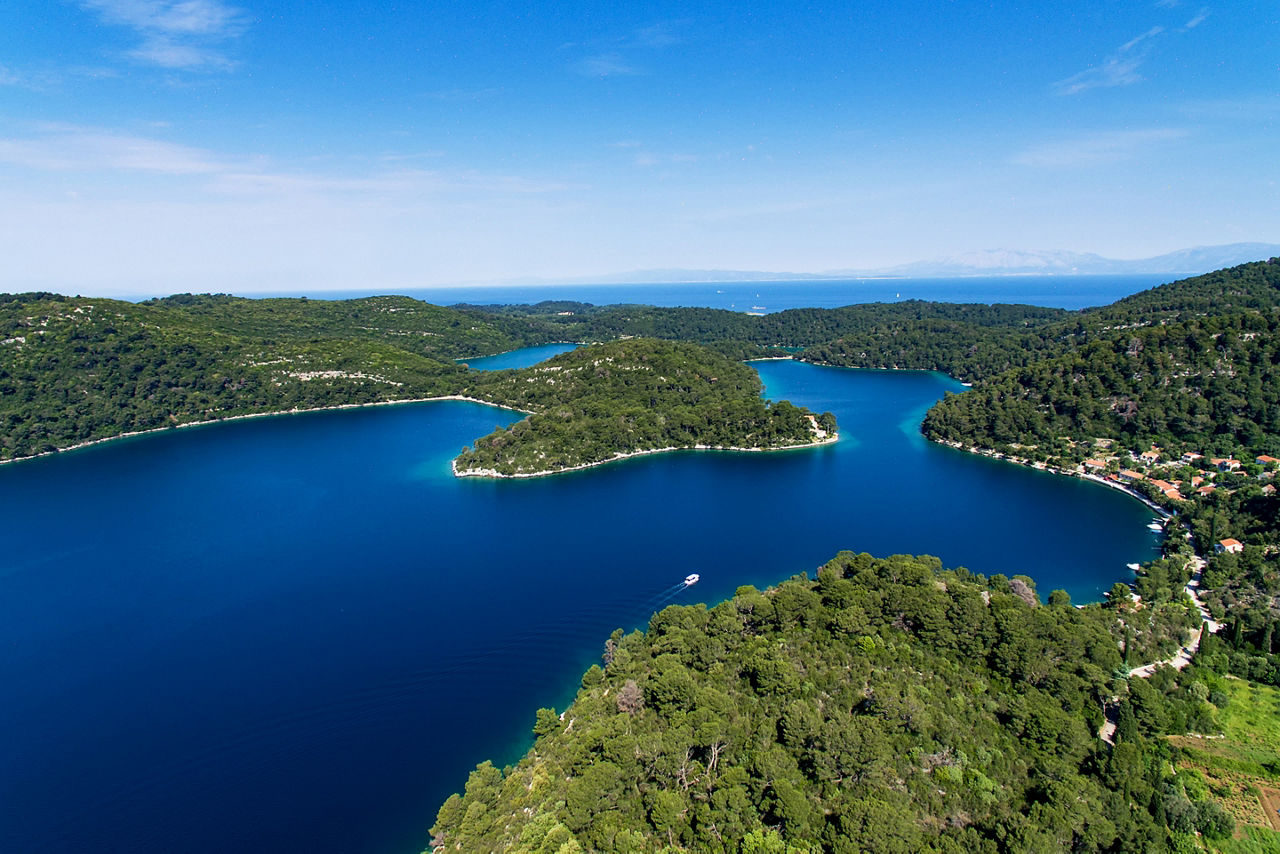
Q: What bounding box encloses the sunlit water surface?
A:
[0,356,1160,853]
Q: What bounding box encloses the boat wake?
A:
[636,576,702,613]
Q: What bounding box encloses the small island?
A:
[0,294,836,476]
[427,259,1280,854]
[453,339,837,477]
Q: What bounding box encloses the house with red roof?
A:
[1215,538,1244,554]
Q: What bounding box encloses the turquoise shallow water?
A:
[0,358,1160,854]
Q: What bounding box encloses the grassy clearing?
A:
[1171,677,1280,851]
[1208,825,1280,854]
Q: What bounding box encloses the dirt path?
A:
[1127,555,1218,679]
[1101,554,1219,741]
[1259,788,1280,832]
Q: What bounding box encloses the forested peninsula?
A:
[0,295,832,476]
[5,261,1280,851]
[429,553,1232,853]
[456,340,836,477]
[431,260,1280,853]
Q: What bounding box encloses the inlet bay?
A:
[0,357,1159,854]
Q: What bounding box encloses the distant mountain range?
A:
[503,243,1280,285]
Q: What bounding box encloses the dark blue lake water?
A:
[0,358,1160,854]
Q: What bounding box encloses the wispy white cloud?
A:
[1054,26,1164,95]
[80,0,248,36]
[1176,93,1280,120]
[0,124,229,173]
[573,53,642,77]
[568,21,687,78]
[79,0,249,71]
[1013,128,1187,167]
[633,151,698,167]
[423,87,503,102]
[127,39,236,70]
[634,22,684,48]
[1183,8,1210,29]
[0,63,120,90]
[0,124,573,199]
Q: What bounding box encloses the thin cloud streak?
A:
[1013,128,1187,167]
[0,126,229,173]
[1054,26,1164,95]
[0,124,574,198]
[128,39,238,70]
[80,0,249,37]
[1183,9,1210,29]
[573,53,642,77]
[79,0,249,71]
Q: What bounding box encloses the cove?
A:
[0,358,1159,854]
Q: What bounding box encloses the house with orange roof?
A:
[1215,538,1244,554]
[1083,459,1107,472]
[1118,470,1145,484]
[1181,452,1204,465]
[1197,484,1216,496]
[1257,455,1279,466]
[1211,458,1240,472]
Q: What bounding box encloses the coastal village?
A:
[939,437,1278,558]
[937,436,1278,653]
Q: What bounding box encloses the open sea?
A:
[256,273,1174,312]
[0,349,1162,854]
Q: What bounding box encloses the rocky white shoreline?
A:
[452,432,840,479]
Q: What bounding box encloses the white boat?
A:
[1147,522,1163,531]
[1126,563,1141,571]
[684,573,700,586]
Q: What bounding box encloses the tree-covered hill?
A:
[1084,258,1280,324]
[911,260,1280,702]
[455,300,1071,371]
[145,293,561,359]
[921,309,1280,456]
[0,292,501,459]
[430,552,1229,853]
[455,339,834,476]
[0,294,833,474]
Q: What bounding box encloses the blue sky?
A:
[0,0,1276,295]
